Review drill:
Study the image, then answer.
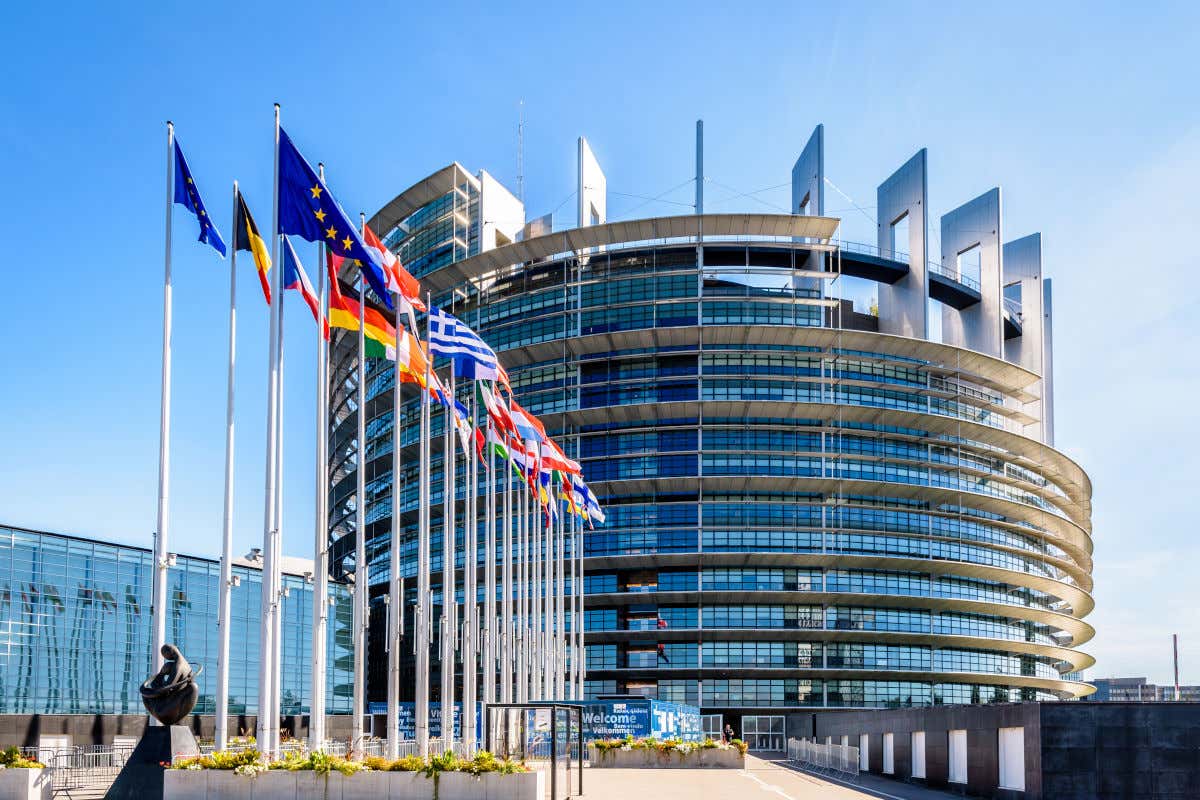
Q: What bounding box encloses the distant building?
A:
[1086,677,1199,701]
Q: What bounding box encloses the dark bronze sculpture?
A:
[139,644,200,726]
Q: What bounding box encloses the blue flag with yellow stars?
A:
[173,139,227,257]
[277,128,392,309]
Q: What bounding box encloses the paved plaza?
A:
[582,755,960,800]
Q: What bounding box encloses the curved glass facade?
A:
[0,526,353,716]
[336,186,1093,711]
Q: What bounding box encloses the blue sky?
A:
[1,2,1197,683]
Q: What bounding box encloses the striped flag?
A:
[282,237,328,339]
[428,306,502,383]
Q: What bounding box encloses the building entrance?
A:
[740,715,785,751]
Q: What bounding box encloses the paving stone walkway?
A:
[582,754,962,800]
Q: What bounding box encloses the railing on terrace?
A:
[927,259,982,293]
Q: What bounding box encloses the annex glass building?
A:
[0,525,353,716]
[331,130,1095,715]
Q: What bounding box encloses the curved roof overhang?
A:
[418,213,841,293]
[583,667,1088,699]
[588,473,1091,571]
[553,397,1090,532]
[582,552,1093,616]
[583,628,1094,674]
[368,163,477,236]
[587,590,1094,646]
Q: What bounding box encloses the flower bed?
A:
[164,749,543,800]
[589,736,747,769]
[0,747,50,800]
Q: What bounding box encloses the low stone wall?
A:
[163,769,545,800]
[0,769,51,800]
[588,745,744,769]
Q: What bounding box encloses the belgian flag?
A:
[234,189,272,304]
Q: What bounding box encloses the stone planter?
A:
[0,769,52,800]
[164,767,544,799]
[588,744,746,769]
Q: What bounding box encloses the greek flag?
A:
[428,306,501,382]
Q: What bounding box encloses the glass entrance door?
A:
[740,715,785,751]
[701,714,723,741]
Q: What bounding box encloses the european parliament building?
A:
[335,123,1096,731]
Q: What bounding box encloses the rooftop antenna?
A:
[1174,633,1181,701]
[517,99,525,204]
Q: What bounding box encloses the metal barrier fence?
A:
[785,737,860,780]
[23,745,135,797]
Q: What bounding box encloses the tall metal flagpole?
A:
[310,165,330,753]
[258,105,283,757]
[483,406,496,708]
[519,474,529,703]
[513,463,521,705]
[215,180,239,750]
[579,514,587,699]
[415,292,433,757]
[151,121,175,713]
[440,371,457,746]
[556,506,565,699]
[500,443,512,703]
[351,227,369,759]
[531,491,542,699]
[271,222,286,758]
[386,283,404,760]
[574,512,583,700]
[462,389,477,754]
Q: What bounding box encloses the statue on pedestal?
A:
[105,644,201,800]
[139,644,200,726]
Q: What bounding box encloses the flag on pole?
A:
[541,439,581,476]
[509,401,546,444]
[363,223,426,321]
[479,383,517,440]
[276,128,392,309]
[428,306,503,382]
[395,328,431,389]
[234,189,272,304]
[282,237,328,339]
[172,139,226,256]
[329,291,396,359]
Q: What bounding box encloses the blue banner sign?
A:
[367,702,480,740]
[582,699,702,741]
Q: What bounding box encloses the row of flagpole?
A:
[153,107,604,761]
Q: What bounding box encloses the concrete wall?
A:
[941,188,1004,357]
[1039,702,1200,800]
[801,704,1040,799]
[788,702,1200,800]
[877,149,929,338]
[0,714,359,749]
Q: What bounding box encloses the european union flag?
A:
[277,128,392,309]
[173,140,226,257]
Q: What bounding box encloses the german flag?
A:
[234,189,272,304]
[329,291,395,358]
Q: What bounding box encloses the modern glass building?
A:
[0,524,353,717]
[333,128,1095,719]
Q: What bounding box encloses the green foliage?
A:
[461,751,525,775]
[173,749,263,771]
[0,747,44,769]
[171,747,528,775]
[590,736,746,758]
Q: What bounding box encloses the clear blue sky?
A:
[1,2,1197,683]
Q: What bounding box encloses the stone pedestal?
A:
[103,725,199,800]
